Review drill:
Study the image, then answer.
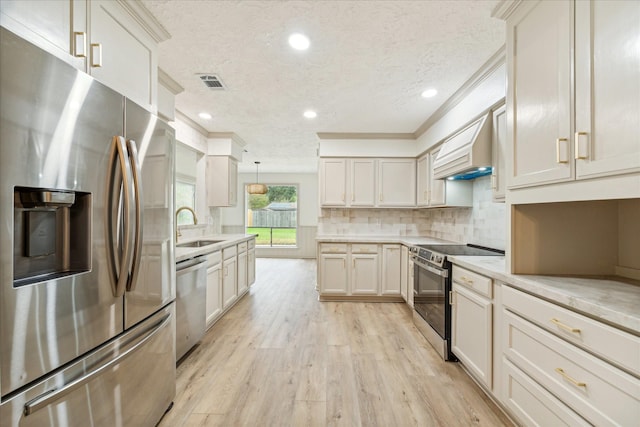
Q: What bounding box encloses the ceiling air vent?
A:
[198,74,226,90]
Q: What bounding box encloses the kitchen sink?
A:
[176,240,223,248]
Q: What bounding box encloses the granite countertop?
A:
[175,234,256,262]
[316,234,457,246]
[449,256,640,335]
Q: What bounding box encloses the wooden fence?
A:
[247,210,297,227]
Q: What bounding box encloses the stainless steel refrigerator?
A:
[0,27,176,426]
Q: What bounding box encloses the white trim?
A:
[116,0,171,42]
[158,68,184,95]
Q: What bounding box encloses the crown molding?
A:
[414,45,506,139]
[316,132,415,140]
[158,68,184,95]
[491,0,524,20]
[175,110,208,136]
[117,0,172,42]
[208,132,247,147]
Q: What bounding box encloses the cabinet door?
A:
[319,159,347,206]
[492,105,507,201]
[381,245,401,296]
[349,159,376,207]
[319,254,348,295]
[575,1,640,180]
[452,283,492,389]
[88,0,157,111]
[237,250,248,295]
[429,149,446,206]
[248,249,256,286]
[378,159,416,207]
[508,0,573,188]
[400,246,408,301]
[0,0,86,69]
[207,156,238,207]
[416,154,430,207]
[206,263,222,328]
[351,254,379,295]
[228,159,238,206]
[407,259,414,307]
[222,258,237,309]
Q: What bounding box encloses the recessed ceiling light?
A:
[421,88,438,98]
[198,112,212,120]
[289,33,310,50]
[303,110,317,119]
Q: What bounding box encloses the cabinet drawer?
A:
[248,239,255,250]
[502,358,590,427]
[503,285,640,377]
[503,310,640,426]
[237,242,248,252]
[223,246,237,260]
[452,266,492,298]
[319,243,347,254]
[206,251,221,267]
[351,244,378,254]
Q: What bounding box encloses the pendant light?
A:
[247,161,268,194]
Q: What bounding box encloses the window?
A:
[175,143,197,226]
[175,181,196,225]
[246,185,297,247]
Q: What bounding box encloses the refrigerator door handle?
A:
[106,136,135,297]
[126,138,144,292]
[23,312,172,416]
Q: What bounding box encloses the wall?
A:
[221,172,319,258]
[317,176,506,250]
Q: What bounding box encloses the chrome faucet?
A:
[176,206,198,241]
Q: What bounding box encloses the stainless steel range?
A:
[409,244,504,361]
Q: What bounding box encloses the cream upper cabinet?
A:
[207,156,238,207]
[1,0,162,112]
[319,158,347,207]
[507,0,573,188]
[88,1,158,112]
[505,0,640,192]
[574,1,640,180]
[416,154,430,207]
[378,158,416,207]
[491,105,507,201]
[349,159,376,207]
[0,0,86,69]
[429,149,447,206]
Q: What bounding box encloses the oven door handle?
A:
[412,257,448,278]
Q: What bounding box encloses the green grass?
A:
[246,227,297,246]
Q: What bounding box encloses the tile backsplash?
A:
[318,176,506,250]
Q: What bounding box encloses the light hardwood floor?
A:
[159,258,511,427]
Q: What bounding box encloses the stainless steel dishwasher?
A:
[175,256,207,361]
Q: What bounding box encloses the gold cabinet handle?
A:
[379,194,383,202]
[555,368,586,388]
[460,276,474,285]
[73,32,86,57]
[556,138,569,164]
[550,318,581,334]
[90,43,102,67]
[575,132,589,160]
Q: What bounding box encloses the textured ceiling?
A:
[142,0,504,173]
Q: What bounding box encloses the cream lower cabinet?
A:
[381,245,401,295]
[451,266,494,389]
[205,252,222,329]
[400,246,409,301]
[237,241,248,296]
[248,239,256,286]
[318,243,406,299]
[222,247,237,309]
[501,285,640,426]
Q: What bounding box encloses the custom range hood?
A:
[433,113,492,180]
